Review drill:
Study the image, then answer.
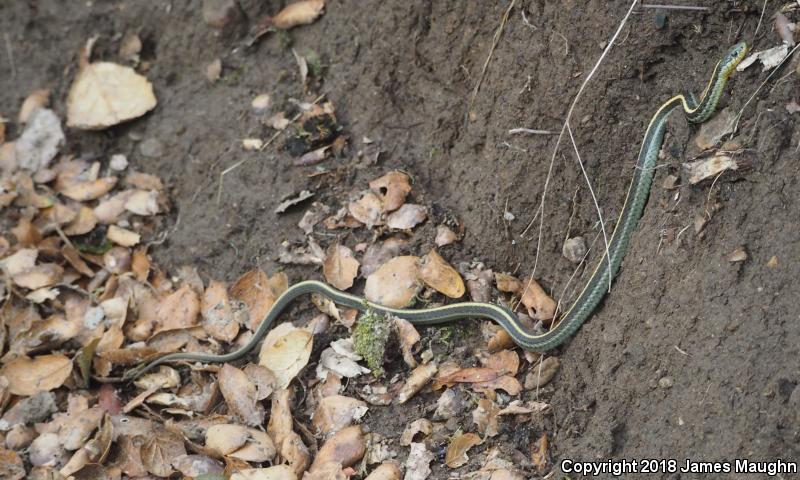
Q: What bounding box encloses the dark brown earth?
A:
[2,0,798,478]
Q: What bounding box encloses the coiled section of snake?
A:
[125,42,747,380]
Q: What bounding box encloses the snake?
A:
[124,42,747,380]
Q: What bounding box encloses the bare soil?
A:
[2,0,798,477]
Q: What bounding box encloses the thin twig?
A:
[4,33,16,78]
[468,0,516,115]
[508,128,557,135]
[216,93,325,203]
[639,4,709,11]
[752,0,769,43]
[566,122,612,292]
[519,0,639,312]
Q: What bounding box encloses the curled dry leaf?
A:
[445,432,482,468]
[386,204,427,230]
[364,256,421,308]
[172,454,224,477]
[472,398,500,437]
[394,317,420,368]
[494,273,522,293]
[530,432,549,472]
[309,425,365,473]
[61,176,118,201]
[400,419,432,446]
[258,322,313,389]
[230,269,288,331]
[419,250,464,298]
[202,280,237,342]
[348,190,384,228]
[271,0,326,30]
[364,461,402,480]
[396,362,437,404]
[67,61,157,130]
[1,355,73,396]
[218,364,265,427]
[435,225,459,246]
[519,277,556,322]
[19,89,51,124]
[206,424,249,456]
[404,442,434,480]
[323,244,359,290]
[369,171,411,212]
[312,395,368,437]
[316,340,370,379]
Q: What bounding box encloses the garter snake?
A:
[125,42,747,380]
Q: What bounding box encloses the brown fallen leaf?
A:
[472,398,500,437]
[364,256,421,308]
[519,277,556,322]
[530,432,549,472]
[230,269,287,331]
[394,317,421,368]
[206,424,250,456]
[364,461,402,480]
[369,171,411,212]
[323,244,359,290]
[140,428,186,477]
[419,249,465,298]
[524,357,560,389]
[218,364,265,426]
[308,425,365,473]
[360,236,408,278]
[201,280,238,342]
[435,225,459,247]
[12,263,63,290]
[270,0,326,30]
[61,177,118,201]
[107,224,140,247]
[386,204,427,230]
[445,432,482,468]
[399,418,432,446]
[312,395,368,438]
[19,89,51,124]
[230,465,298,480]
[1,354,73,396]
[154,284,200,333]
[67,60,157,130]
[396,362,437,404]
[404,442,434,480]
[258,323,313,389]
[348,191,384,228]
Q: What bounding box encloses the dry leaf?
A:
[1,355,73,396]
[172,454,224,477]
[271,0,326,29]
[364,462,402,480]
[124,189,161,215]
[316,341,370,379]
[206,424,249,456]
[419,249,464,298]
[472,398,500,437]
[15,108,64,171]
[202,280,238,342]
[530,432,549,471]
[445,432,482,468]
[348,191,384,228]
[399,419,432,446]
[364,256,421,308]
[107,225,140,246]
[369,171,411,212]
[230,269,287,331]
[229,429,276,462]
[396,362,437,404]
[312,395,368,437]
[258,323,313,389]
[141,428,186,477]
[394,317,420,368]
[435,225,458,246]
[155,284,200,333]
[525,357,560,389]
[386,204,426,230]
[230,465,298,480]
[323,244,359,290]
[19,89,51,124]
[519,277,556,321]
[494,273,522,293]
[404,443,434,480]
[67,62,157,130]
[219,364,265,426]
[309,425,365,473]
[61,177,118,201]
[360,237,408,277]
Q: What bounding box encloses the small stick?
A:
[468,0,516,115]
[508,128,557,135]
[638,4,710,11]
[4,33,16,78]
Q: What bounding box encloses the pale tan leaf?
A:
[519,277,556,321]
[308,425,365,473]
[67,62,157,130]
[18,89,50,124]
[1,354,73,396]
[348,191,384,228]
[386,204,426,230]
[419,249,464,298]
[368,171,411,212]
[323,244,359,290]
[154,284,200,333]
[364,256,421,308]
[271,0,326,30]
[230,465,298,480]
[202,280,238,342]
[312,395,368,437]
[258,323,312,389]
[445,432,481,468]
[218,364,264,426]
[107,225,140,247]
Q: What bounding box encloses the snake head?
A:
[723,42,748,72]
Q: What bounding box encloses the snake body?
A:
[125,43,747,380]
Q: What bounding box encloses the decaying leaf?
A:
[218,364,265,426]
[519,277,556,321]
[230,465,298,480]
[435,225,459,246]
[419,249,464,298]
[323,244,359,290]
[154,284,200,333]
[399,419,432,446]
[258,323,313,389]
[530,432,549,471]
[364,462,402,480]
[19,89,51,124]
[472,398,500,437]
[202,280,238,342]
[1,355,73,396]
[369,171,411,212]
[316,339,370,379]
[524,356,560,389]
[270,0,326,30]
[396,362,437,404]
[312,395,368,437]
[386,204,426,230]
[230,269,287,331]
[140,428,186,477]
[445,432,482,468]
[364,256,421,308]
[404,442,434,480]
[67,61,157,130]
[348,191,384,228]
[308,425,365,473]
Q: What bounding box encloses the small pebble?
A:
[139,138,164,158]
[727,246,748,263]
[658,377,674,389]
[251,94,272,114]
[562,236,587,264]
[109,153,128,171]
